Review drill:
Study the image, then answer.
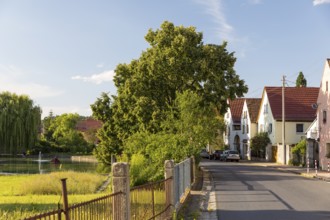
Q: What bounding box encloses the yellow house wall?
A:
[274,121,312,145]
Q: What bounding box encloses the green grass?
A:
[0,172,110,219]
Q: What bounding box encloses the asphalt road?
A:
[203,161,330,220]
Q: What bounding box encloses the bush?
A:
[250,132,270,158]
[129,153,151,186]
[291,139,306,166]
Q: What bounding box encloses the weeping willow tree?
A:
[0,92,42,155]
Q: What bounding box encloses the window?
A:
[296,124,304,133]
[326,81,328,92]
[246,125,249,134]
[233,125,241,131]
[243,111,247,119]
[326,143,330,158]
[268,123,272,134]
[323,110,327,124]
[264,104,268,114]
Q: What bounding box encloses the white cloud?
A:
[195,0,233,41]
[72,70,115,84]
[0,64,64,99]
[313,0,330,5]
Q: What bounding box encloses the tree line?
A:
[0,92,41,155]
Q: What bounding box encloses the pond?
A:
[0,155,110,174]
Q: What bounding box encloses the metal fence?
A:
[68,192,124,220]
[23,183,124,220]
[23,209,63,220]
[173,158,191,209]
[130,177,172,220]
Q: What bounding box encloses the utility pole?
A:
[282,75,286,165]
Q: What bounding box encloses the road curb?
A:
[199,167,218,220]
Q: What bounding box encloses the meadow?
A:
[0,172,109,219]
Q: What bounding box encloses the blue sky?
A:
[0,0,329,118]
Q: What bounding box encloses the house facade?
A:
[224,98,245,155]
[316,59,330,170]
[241,98,261,160]
[257,87,319,164]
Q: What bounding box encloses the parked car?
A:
[200,149,209,158]
[220,150,230,161]
[212,150,223,160]
[225,150,240,162]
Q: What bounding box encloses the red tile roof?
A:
[265,87,319,121]
[246,98,261,123]
[229,98,245,123]
[76,118,102,132]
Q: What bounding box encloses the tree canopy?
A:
[91,21,248,166]
[0,91,41,155]
[42,113,92,153]
[296,72,307,87]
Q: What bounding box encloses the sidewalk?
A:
[178,161,330,220]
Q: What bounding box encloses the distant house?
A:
[257,87,319,164]
[241,98,261,160]
[224,98,245,154]
[316,59,330,170]
[76,118,102,144]
[76,118,102,132]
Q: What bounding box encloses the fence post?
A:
[112,162,130,220]
[165,160,175,217]
[190,156,196,185]
[60,178,70,220]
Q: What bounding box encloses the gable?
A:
[229,98,245,123]
[245,98,261,123]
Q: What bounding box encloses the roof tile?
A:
[246,98,261,123]
[229,98,245,123]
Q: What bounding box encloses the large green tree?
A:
[43,113,90,152]
[0,91,41,154]
[296,72,307,87]
[91,21,248,164]
[124,91,224,184]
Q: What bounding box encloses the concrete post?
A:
[165,160,175,217]
[190,156,196,185]
[112,162,130,220]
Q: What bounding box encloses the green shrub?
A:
[130,153,152,186]
[250,132,270,158]
[291,139,306,166]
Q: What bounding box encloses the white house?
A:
[224,98,245,154]
[316,58,330,170]
[241,98,261,160]
[257,87,319,164]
